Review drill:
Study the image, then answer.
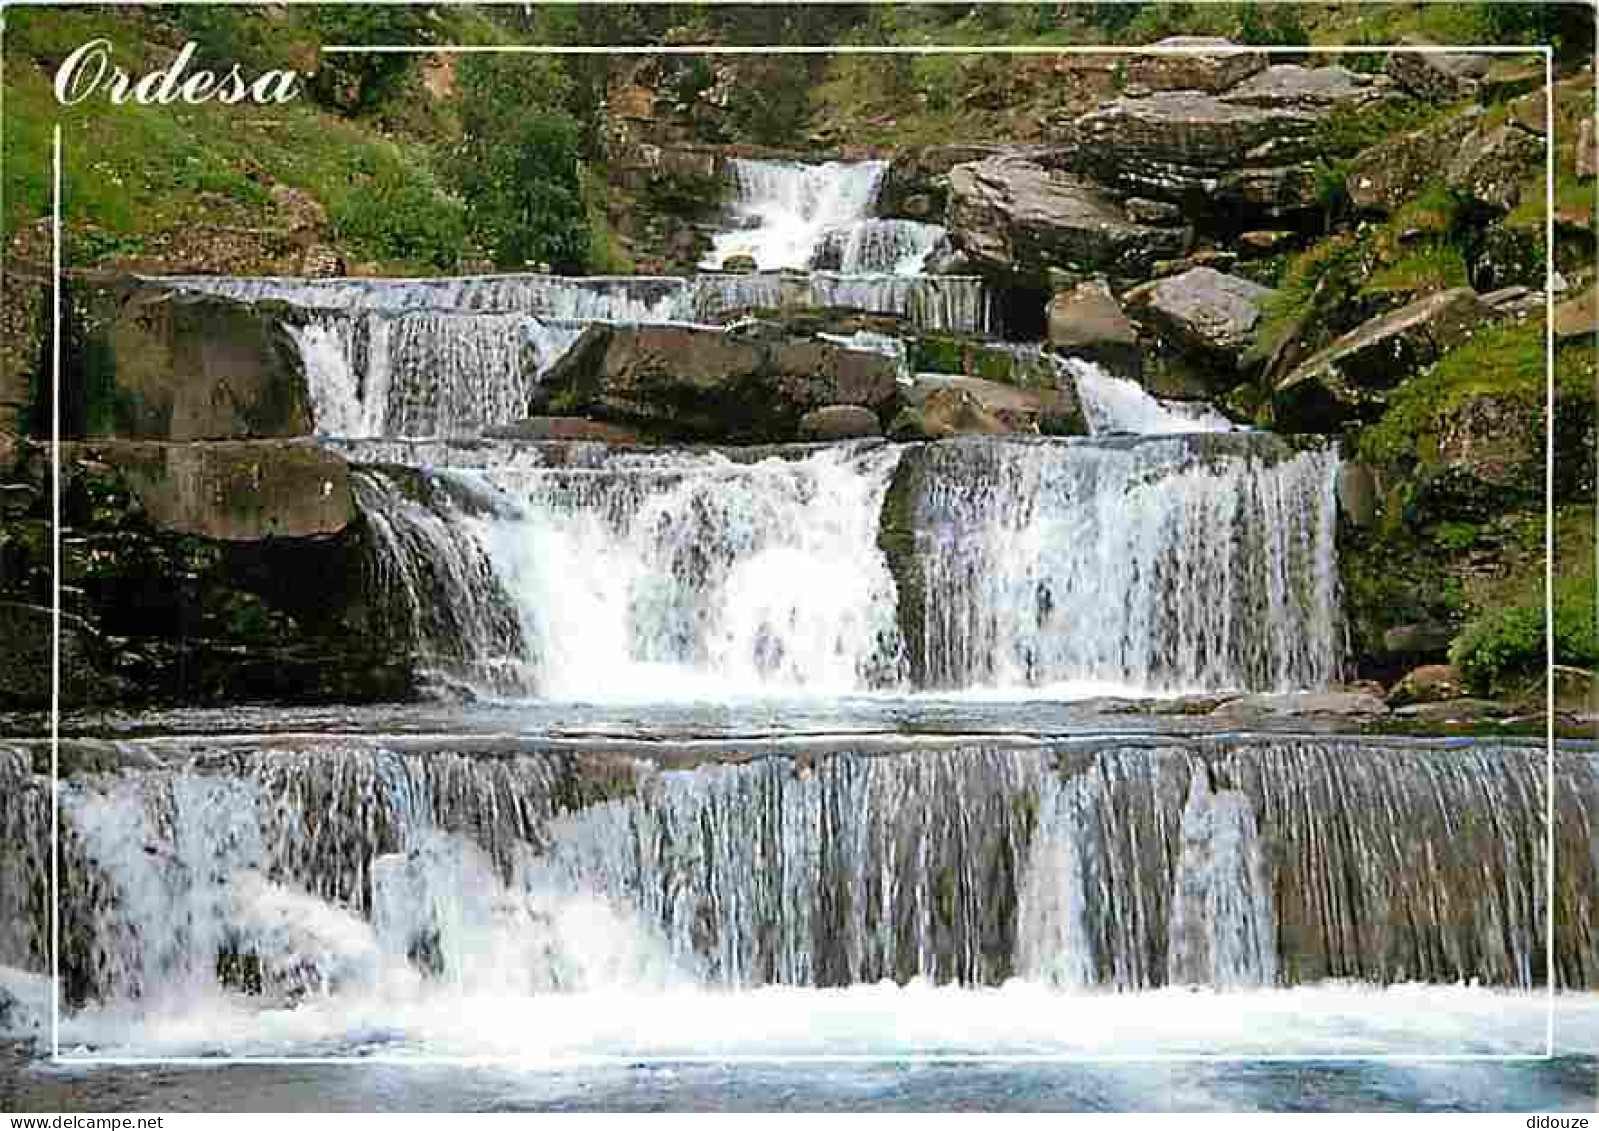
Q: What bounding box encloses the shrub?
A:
[1450,574,1599,695]
[330,171,466,269]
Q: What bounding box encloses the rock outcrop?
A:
[1346,107,1483,213]
[541,323,901,442]
[1386,40,1493,102]
[77,283,313,441]
[1123,267,1274,375]
[1122,38,1265,95]
[1273,288,1495,430]
[893,373,1085,438]
[946,157,1191,282]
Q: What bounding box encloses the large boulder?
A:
[1386,40,1493,102]
[77,284,313,441]
[1046,279,1141,373]
[1220,64,1387,111]
[946,157,1191,282]
[1122,38,1265,95]
[1273,288,1495,431]
[1445,122,1546,213]
[880,145,1006,221]
[799,404,882,441]
[1346,107,1483,213]
[1058,91,1325,213]
[72,439,356,541]
[1122,267,1274,373]
[1386,664,1469,708]
[898,373,1085,437]
[541,323,900,443]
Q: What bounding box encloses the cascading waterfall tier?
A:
[888,434,1344,693]
[287,311,583,439]
[811,219,949,275]
[1065,357,1237,437]
[707,158,889,271]
[345,432,1343,699]
[10,736,1591,1012]
[348,443,908,698]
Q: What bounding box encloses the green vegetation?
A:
[1450,571,1598,694]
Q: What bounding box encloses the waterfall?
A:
[707,159,889,271]
[19,736,1588,1013]
[471,443,909,697]
[351,467,531,694]
[1065,357,1237,436]
[286,312,583,439]
[812,219,949,275]
[901,435,1343,693]
[1166,772,1277,988]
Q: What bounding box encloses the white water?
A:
[481,443,908,697]
[286,313,583,439]
[814,219,949,275]
[707,159,889,271]
[913,438,1343,693]
[1066,357,1237,436]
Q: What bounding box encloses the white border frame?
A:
[40,32,1569,1068]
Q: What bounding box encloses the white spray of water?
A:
[707,159,890,271]
[1063,357,1237,436]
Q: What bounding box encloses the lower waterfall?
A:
[9,736,1590,1022]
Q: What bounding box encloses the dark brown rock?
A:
[1046,279,1140,373]
[798,404,881,441]
[542,323,900,443]
[70,439,356,541]
[1386,664,1468,708]
[898,374,1084,437]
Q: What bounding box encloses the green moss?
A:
[1313,100,1449,162]
[1362,245,1469,297]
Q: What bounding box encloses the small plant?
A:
[1450,573,1599,695]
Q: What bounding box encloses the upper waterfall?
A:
[706,158,890,271]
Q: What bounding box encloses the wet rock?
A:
[1346,107,1483,213]
[889,385,1007,439]
[541,323,900,443]
[881,145,1004,220]
[1122,267,1274,372]
[1123,38,1265,95]
[1209,691,1389,718]
[1046,279,1140,374]
[1273,288,1495,430]
[0,603,105,708]
[1390,698,1515,724]
[82,283,313,441]
[484,416,642,444]
[799,404,881,441]
[1336,461,1378,528]
[1382,623,1457,661]
[1386,664,1468,708]
[74,439,356,541]
[946,157,1191,282]
[898,374,1084,437]
[1386,39,1493,101]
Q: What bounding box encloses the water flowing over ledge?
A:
[1,736,1591,1059]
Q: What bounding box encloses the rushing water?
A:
[46,157,1592,1110]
